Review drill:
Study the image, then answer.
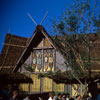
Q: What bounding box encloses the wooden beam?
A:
[0,66,13,68]
[3,43,26,48]
[33,47,53,50]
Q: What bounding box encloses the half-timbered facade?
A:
[2,25,99,95]
[13,25,67,93]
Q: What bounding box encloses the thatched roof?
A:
[1,26,100,85]
[77,34,100,70]
[0,34,33,84]
[53,33,100,70]
[2,26,100,73]
[0,72,33,84]
[0,33,30,72]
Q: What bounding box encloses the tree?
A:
[43,0,100,98]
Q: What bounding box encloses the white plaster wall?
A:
[18,54,32,72]
[56,51,67,71]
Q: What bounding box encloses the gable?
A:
[37,38,52,48]
[44,38,52,47]
[13,25,56,72]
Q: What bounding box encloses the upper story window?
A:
[32,49,55,72]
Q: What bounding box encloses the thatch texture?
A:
[53,33,100,71]
[0,34,33,84]
[0,33,30,72]
[0,72,33,84]
[1,26,100,84]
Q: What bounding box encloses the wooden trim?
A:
[70,85,72,97]
[64,84,67,93]
[42,38,44,72]
[33,47,54,50]
[40,38,44,93]
[40,78,43,93]
[20,69,100,74]
[29,73,31,94]
[54,50,56,71]
[52,80,54,91]
[0,66,13,68]
[3,43,26,48]
[13,30,37,72]
[41,30,56,49]
[29,91,41,94]
[86,70,100,72]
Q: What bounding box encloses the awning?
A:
[0,72,33,84]
[38,70,100,84]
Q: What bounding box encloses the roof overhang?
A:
[0,72,33,84]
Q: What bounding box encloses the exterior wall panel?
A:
[56,51,66,71]
[31,74,40,92]
[20,34,66,93]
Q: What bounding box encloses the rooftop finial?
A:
[27,12,37,26]
[40,11,48,25]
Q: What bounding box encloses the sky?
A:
[0,0,72,53]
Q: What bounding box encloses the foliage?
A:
[93,14,100,33]
[20,59,35,72]
[23,64,35,72]
[50,0,100,83]
[38,0,100,98]
[52,0,99,34]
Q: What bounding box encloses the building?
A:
[0,25,70,94]
[0,25,100,95]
